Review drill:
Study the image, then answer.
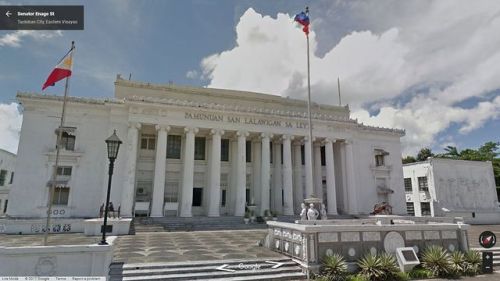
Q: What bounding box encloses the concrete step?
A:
[109,257,305,281]
[131,216,297,232]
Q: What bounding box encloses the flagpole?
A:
[305,8,315,198]
[44,41,74,246]
[338,77,342,106]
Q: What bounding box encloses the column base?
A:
[179,212,192,218]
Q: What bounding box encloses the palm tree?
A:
[444,146,460,159]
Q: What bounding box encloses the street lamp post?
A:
[100,130,122,245]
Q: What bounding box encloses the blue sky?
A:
[0,0,499,155]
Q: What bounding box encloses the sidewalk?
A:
[427,272,500,281]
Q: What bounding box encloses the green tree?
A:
[417,148,434,161]
[402,156,417,164]
[443,146,461,159]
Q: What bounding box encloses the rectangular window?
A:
[375,155,385,166]
[167,135,182,159]
[221,139,229,161]
[0,170,6,186]
[321,146,326,166]
[192,187,203,206]
[246,188,250,205]
[135,181,152,202]
[270,142,273,164]
[9,172,14,184]
[61,132,75,151]
[418,177,428,191]
[246,141,252,163]
[421,202,431,216]
[165,181,179,203]
[404,178,412,192]
[406,202,415,216]
[281,144,284,164]
[221,190,226,207]
[194,137,206,160]
[57,166,72,176]
[301,145,305,165]
[3,200,7,213]
[140,134,156,150]
[52,187,69,205]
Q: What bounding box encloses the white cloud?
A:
[0,103,22,154]
[0,30,63,47]
[198,3,500,155]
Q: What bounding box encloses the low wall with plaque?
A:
[83,218,131,236]
[0,236,115,276]
[266,218,469,274]
[0,218,84,234]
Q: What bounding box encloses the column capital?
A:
[155,124,171,132]
[129,122,141,130]
[322,138,337,145]
[236,130,249,138]
[304,136,316,142]
[260,132,273,139]
[282,135,295,141]
[210,129,225,136]
[313,140,322,147]
[344,139,354,145]
[184,127,199,134]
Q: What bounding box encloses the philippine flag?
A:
[294,10,310,35]
[42,45,75,90]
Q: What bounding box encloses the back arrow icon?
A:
[6,11,12,17]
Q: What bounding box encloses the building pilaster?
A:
[121,122,141,217]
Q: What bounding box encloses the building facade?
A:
[8,77,406,218]
[403,158,500,223]
[0,149,16,216]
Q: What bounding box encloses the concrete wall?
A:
[404,158,500,223]
[0,237,115,276]
[0,149,16,216]
[8,97,129,218]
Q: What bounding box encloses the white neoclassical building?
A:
[7,76,406,219]
[0,149,16,216]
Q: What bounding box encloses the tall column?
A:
[151,125,170,217]
[272,140,282,213]
[282,135,294,215]
[260,133,272,215]
[179,127,198,217]
[314,142,323,200]
[345,140,358,214]
[207,129,224,217]
[304,136,314,198]
[324,139,338,215]
[293,140,304,214]
[252,140,262,207]
[121,122,141,217]
[234,131,249,216]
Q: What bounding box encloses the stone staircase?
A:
[133,216,298,232]
[108,257,306,281]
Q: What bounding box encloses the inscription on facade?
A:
[184,112,308,129]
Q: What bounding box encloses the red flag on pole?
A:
[42,46,75,90]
